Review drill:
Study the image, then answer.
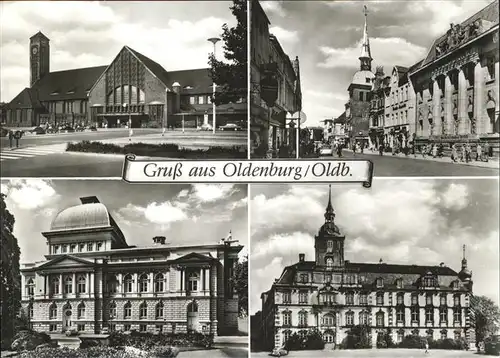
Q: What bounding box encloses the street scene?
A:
[1,180,249,358]
[251,0,499,176]
[250,180,500,357]
[0,0,248,177]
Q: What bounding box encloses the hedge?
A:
[66,141,247,159]
[284,329,325,351]
[108,331,213,350]
[18,346,178,358]
[396,335,469,350]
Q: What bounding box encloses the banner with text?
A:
[122,155,374,187]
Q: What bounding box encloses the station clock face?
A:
[32,46,38,55]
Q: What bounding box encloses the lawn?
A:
[251,349,482,358]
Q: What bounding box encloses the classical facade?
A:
[409,0,499,156]
[345,9,375,148]
[259,187,474,351]
[250,0,302,158]
[6,32,246,129]
[20,196,242,336]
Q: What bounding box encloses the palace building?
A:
[20,196,242,336]
[258,187,474,351]
[6,31,246,130]
[409,0,499,156]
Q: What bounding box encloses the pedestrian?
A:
[465,143,472,163]
[162,127,166,137]
[425,340,429,354]
[360,142,364,154]
[451,144,458,162]
[422,144,427,158]
[129,127,134,142]
[379,144,384,156]
[476,143,482,161]
[483,143,489,162]
[432,144,437,158]
[8,130,14,148]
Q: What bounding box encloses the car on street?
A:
[60,125,75,133]
[87,125,98,131]
[31,126,46,135]
[319,147,333,157]
[485,335,500,356]
[197,123,213,131]
[219,123,243,131]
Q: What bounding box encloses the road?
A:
[0,129,247,177]
[251,348,481,357]
[181,347,248,357]
[318,151,499,177]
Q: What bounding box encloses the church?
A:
[20,196,242,336]
[6,32,246,130]
[258,186,474,350]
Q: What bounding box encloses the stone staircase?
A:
[213,336,248,349]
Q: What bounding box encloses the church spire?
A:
[359,5,372,71]
[324,185,335,222]
[461,244,467,268]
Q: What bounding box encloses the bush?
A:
[341,325,372,349]
[11,330,52,351]
[108,331,213,350]
[19,347,137,358]
[66,141,247,159]
[80,339,100,349]
[398,335,428,349]
[284,330,324,351]
[397,335,468,350]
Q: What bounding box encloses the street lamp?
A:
[122,103,131,128]
[208,37,221,135]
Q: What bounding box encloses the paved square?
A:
[251,349,479,358]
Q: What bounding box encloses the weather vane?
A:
[363,5,369,17]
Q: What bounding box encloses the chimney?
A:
[439,262,445,267]
[299,253,305,262]
[153,236,166,245]
[172,82,181,113]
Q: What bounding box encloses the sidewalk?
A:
[346,149,499,169]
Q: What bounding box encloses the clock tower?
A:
[315,185,345,269]
[30,31,50,87]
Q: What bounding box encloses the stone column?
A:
[474,60,484,134]
[59,274,63,295]
[90,273,94,295]
[133,273,138,293]
[149,272,154,293]
[117,273,122,294]
[445,74,453,134]
[176,269,181,291]
[201,268,205,292]
[43,275,47,296]
[458,68,468,134]
[181,270,184,292]
[432,78,441,135]
[204,269,210,293]
[86,273,90,294]
[72,273,76,295]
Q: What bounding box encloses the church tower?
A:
[359,5,372,71]
[315,185,345,269]
[30,31,50,87]
[458,244,473,290]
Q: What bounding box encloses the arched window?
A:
[155,301,164,319]
[440,294,447,306]
[298,311,308,327]
[359,311,368,325]
[139,274,148,293]
[77,302,85,319]
[396,292,404,305]
[123,274,133,293]
[345,311,354,326]
[283,330,292,344]
[322,313,335,327]
[453,294,461,306]
[376,278,384,288]
[109,301,117,319]
[49,303,57,319]
[327,240,333,251]
[411,293,419,306]
[124,302,132,319]
[282,311,292,326]
[376,292,384,305]
[376,312,385,327]
[154,273,165,292]
[26,278,35,297]
[326,257,333,268]
[51,276,60,295]
[139,301,148,319]
[396,278,403,289]
[187,301,198,313]
[77,275,86,294]
[64,276,73,294]
[323,330,335,343]
[107,86,145,106]
[188,272,199,292]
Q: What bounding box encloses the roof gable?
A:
[126,46,171,89]
[8,88,42,109]
[38,255,95,270]
[169,252,217,264]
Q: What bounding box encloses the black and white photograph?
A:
[249,181,500,357]
[0,181,248,357]
[250,0,499,177]
[0,0,248,178]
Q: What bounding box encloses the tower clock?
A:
[29,32,50,87]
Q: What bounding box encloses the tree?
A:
[208,0,247,106]
[470,295,500,344]
[1,193,21,349]
[230,256,248,316]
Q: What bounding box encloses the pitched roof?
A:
[127,46,171,88]
[419,0,499,68]
[32,65,107,102]
[8,88,43,110]
[334,111,346,124]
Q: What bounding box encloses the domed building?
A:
[20,196,242,337]
[258,186,475,351]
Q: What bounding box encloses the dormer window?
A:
[327,240,333,252]
[376,278,383,288]
[396,278,403,289]
[300,274,309,283]
[50,92,60,96]
[452,280,459,289]
[67,90,75,94]
[184,86,193,90]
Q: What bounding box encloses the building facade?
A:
[20,196,242,336]
[345,10,375,148]
[368,67,389,149]
[259,188,474,351]
[409,0,499,156]
[7,32,246,129]
[250,0,302,158]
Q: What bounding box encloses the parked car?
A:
[31,126,46,135]
[485,335,500,356]
[197,123,213,131]
[75,125,85,132]
[319,147,333,157]
[60,125,75,133]
[65,327,79,337]
[219,123,243,131]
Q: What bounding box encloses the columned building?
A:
[259,187,474,351]
[250,0,302,158]
[20,196,242,336]
[345,9,375,148]
[7,32,246,129]
[409,0,499,156]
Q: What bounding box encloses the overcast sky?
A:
[260,0,494,127]
[250,179,499,314]
[0,1,235,102]
[1,180,248,263]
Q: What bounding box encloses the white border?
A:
[247,0,251,160]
